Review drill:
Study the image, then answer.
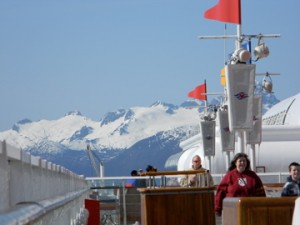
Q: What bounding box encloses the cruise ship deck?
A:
[85,174,290,225]
[1,140,299,225]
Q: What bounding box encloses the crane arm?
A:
[86,144,100,177]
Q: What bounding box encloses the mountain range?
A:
[0,91,279,177]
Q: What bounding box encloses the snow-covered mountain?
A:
[0,94,279,176]
[0,101,202,151]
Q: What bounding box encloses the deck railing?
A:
[86,171,289,224]
[0,140,89,225]
[0,137,289,225]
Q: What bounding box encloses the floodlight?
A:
[254,38,269,60]
[201,112,216,121]
[231,48,251,64]
[262,75,273,93]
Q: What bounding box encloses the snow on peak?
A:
[0,93,281,153]
[0,104,200,152]
[65,110,82,116]
[100,109,134,126]
[150,101,177,109]
[12,119,32,132]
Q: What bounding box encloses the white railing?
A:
[0,140,89,225]
[211,172,289,185]
[86,172,289,224]
[86,171,289,189]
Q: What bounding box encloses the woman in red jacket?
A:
[215,153,266,216]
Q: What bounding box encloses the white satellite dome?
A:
[263,92,300,125]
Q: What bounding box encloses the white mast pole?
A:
[235,2,246,153]
[204,80,212,171]
[236,25,242,48]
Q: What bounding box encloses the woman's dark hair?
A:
[228,153,251,171]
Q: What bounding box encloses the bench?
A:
[223,196,297,225]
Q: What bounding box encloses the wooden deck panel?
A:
[139,187,215,225]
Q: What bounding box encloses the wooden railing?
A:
[141,170,212,188]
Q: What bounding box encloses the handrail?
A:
[140,170,207,176]
[138,186,215,193]
[90,186,120,189]
[264,183,284,187]
[0,189,89,225]
[0,140,89,224]
[140,170,210,188]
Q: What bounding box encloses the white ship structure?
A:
[176,92,300,174]
[162,0,300,178]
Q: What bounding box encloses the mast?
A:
[200,0,280,164]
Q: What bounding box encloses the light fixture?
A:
[231,48,251,64]
[254,37,269,60]
[262,74,273,93]
[201,112,216,121]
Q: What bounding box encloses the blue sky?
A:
[1,0,299,131]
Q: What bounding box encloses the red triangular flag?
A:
[204,0,241,24]
[188,83,207,101]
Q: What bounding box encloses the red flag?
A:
[204,0,241,24]
[188,83,207,101]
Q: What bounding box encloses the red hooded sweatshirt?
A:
[215,168,266,214]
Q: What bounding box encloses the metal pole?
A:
[249,144,256,171]
[237,24,242,48]
[225,151,231,170]
[100,161,104,177]
[122,184,127,225]
[236,131,242,153]
[207,155,212,171]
